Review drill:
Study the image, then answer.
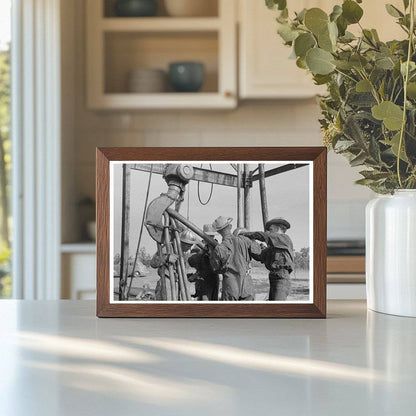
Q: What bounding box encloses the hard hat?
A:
[212,216,233,231]
[180,229,197,245]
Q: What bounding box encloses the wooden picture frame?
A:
[96,147,327,318]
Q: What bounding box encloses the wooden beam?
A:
[237,164,242,227]
[258,164,268,229]
[252,163,309,181]
[130,163,239,187]
[119,164,131,300]
[243,164,250,229]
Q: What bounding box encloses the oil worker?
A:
[151,229,197,300]
[187,224,219,301]
[150,247,178,301]
[209,216,261,301]
[233,227,263,262]
[241,217,294,301]
[179,229,197,255]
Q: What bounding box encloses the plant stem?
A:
[334,68,357,83]
[397,0,415,188]
[358,69,380,104]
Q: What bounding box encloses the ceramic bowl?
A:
[127,68,167,93]
[168,62,205,93]
[114,0,158,17]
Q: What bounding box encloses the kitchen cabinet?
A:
[238,0,404,99]
[86,0,237,109]
[61,244,96,300]
[239,0,322,99]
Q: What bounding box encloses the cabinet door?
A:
[239,0,320,99]
[238,0,404,99]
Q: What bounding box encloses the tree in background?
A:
[294,247,310,270]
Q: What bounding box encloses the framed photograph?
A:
[96,147,327,318]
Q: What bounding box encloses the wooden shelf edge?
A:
[88,93,237,110]
[101,17,221,32]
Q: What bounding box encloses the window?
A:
[0,0,11,298]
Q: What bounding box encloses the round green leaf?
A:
[304,8,329,35]
[342,0,363,24]
[407,82,416,99]
[277,23,299,42]
[375,56,395,70]
[294,33,315,57]
[296,57,307,69]
[306,47,335,75]
[266,0,287,11]
[371,101,403,131]
[317,22,338,52]
[318,32,333,52]
[330,5,343,22]
[356,79,372,92]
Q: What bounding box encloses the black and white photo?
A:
[110,161,313,303]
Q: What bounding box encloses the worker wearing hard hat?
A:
[209,216,261,301]
[241,217,294,301]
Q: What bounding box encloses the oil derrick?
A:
[118,162,308,300]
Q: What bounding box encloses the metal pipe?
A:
[237,164,242,228]
[166,208,218,247]
[119,164,131,300]
[157,243,167,300]
[171,217,191,301]
[163,213,177,300]
[258,163,269,229]
[243,164,251,230]
[171,237,186,301]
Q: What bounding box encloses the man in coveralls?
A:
[187,224,219,301]
[209,216,261,301]
[242,217,294,301]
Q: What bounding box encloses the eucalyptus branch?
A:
[334,68,358,83]
[358,69,381,104]
[397,0,415,188]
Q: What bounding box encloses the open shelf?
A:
[104,31,219,94]
[86,0,236,109]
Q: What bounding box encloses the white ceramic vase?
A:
[366,190,416,317]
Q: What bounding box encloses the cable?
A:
[126,165,153,298]
[197,163,214,206]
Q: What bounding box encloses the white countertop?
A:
[0,300,415,415]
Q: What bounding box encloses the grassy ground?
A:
[115,264,310,301]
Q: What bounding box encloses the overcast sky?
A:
[112,162,311,256]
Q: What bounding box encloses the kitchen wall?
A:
[61,0,374,243]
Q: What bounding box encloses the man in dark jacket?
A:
[209,216,261,301]
[242,217,294,301]
[187,224,219,301]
